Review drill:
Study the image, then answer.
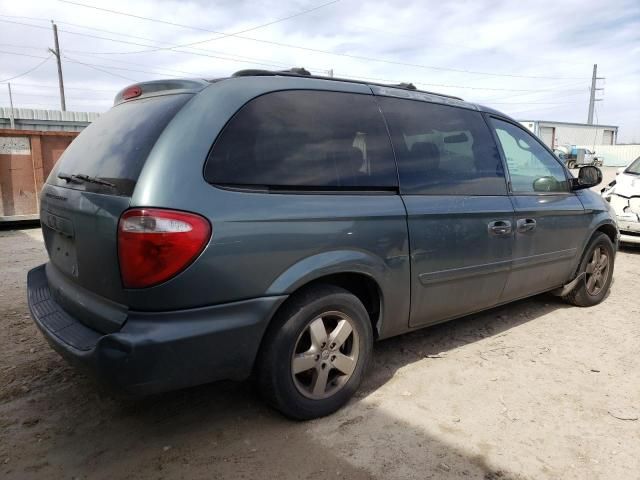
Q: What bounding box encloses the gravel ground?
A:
[1,206,639,479]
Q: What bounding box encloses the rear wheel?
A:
[257,285,373,420]
[567,160,577,169]
[563,233,615,306]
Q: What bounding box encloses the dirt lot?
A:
[1,222,639,479]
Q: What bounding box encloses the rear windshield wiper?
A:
[58,172,116,188]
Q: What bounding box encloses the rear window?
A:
[49,94,190,196]
[204,90,396,190]
[378,97,507,195]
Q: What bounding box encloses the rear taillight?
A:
[118,208,211,288]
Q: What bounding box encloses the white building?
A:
[519,120,618,150]
[0,107,99,132]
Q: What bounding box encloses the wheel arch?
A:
[571,219,618,278]
[265,250,388,338]
[594,222,618,246]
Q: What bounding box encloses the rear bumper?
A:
[27,264,287,395]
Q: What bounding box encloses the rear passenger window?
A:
[205,90,396,189]
[378,97,507,195]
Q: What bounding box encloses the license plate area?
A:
[43,212,79,277]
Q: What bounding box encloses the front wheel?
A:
[563,233,615,306]
[257,285,373,420]
[567,160,577,169]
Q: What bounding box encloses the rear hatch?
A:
[40,81,203,332]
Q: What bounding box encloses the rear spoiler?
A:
[113,79,210,106]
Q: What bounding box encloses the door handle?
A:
[517,218,537,233]
[488,220,512,236]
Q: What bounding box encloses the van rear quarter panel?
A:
[129,77,411,338]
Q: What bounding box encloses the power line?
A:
[65,48,296,73]
[0,17,596,93]
[0,48,148,81]
[4,91,110,100]
[57,0,343,58]
[344,73,589,93]
[0,14,199,45]
[63,50,591,96]
[0,48,51,60]
[3,81,116,92]
[0,54,52,82]
[61,54,139,81]
[66,53,202,77]
[487,101,584,105]
[0,42,48,51]
[0,16,314,71]
[0,12,593,77]
[53,1,590,80]
[59,0,341,49]
[0,44,592,108]
[346,23,593,68]
[0,35,595,109]
[480,80,589,102]
[0,18,328,73]
[502,103,579,116]
[0,46,592,106]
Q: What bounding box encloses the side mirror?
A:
[571,165,602,190]
[533,176,561,192]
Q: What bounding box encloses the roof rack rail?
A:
[229,68,463,101]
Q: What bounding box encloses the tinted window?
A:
[378,97,506,195]
[49,94,191,196]
[491,118,569,193]
[205,91,396,189]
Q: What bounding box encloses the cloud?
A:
[0,0,638,141]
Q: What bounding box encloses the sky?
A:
[1,0,639,142]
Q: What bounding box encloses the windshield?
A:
[626,157,640,175]
[48,94,191,196]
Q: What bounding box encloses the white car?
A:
[602,156,640,244]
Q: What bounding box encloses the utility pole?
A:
[587,64,604,125]
[7,83,15,129]
[49,21,66,111]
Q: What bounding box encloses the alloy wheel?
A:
[291,311,360,400]
[585,246,610,296]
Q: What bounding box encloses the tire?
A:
[256,284,373,420]
[567,160,576,169]
[563,232,615,307]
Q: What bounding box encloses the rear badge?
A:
[45,192,68,202]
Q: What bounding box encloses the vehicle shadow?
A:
[2,228,567,479]
[363,294,571,395]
